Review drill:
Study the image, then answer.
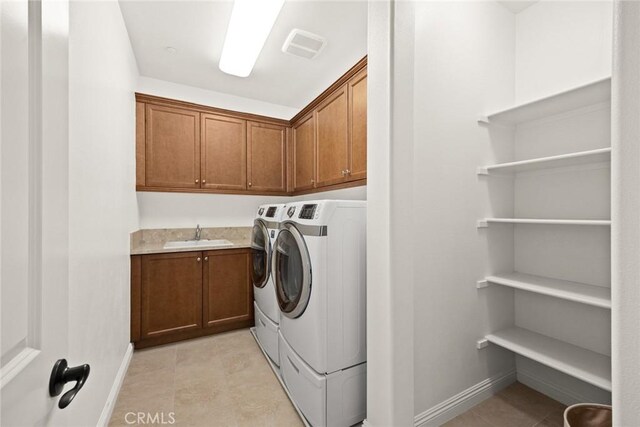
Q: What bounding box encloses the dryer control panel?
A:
[299,204,317,220]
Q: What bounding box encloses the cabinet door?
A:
[201,113,247,190]
[140,252,203,339]
[247,121,286,192]
[203,249,252,328]
[315,85,349,187]
[292,113,316,192]
[145,104,200,188]
[348,68,367,181]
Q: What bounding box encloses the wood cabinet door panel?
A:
[145,104,200,188]
[316,86,349,187]
[293,114,316,191]
[247,122,286,192]
[201,114,247,190]
[141,252,203,339]
[348,69,367,181]
[203,249,252,328]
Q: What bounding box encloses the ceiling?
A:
[119,0,367,110]
[496,0,540,14]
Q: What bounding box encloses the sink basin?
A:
[163,239,234,249]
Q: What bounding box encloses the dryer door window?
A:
[251,220,271,288]
[274,225,312,319]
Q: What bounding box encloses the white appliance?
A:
[251,204,285,366]
[274,200,367,427]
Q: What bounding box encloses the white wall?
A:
[515,0,613,104]
[137,186,366,229]
[611,0,640,423]
[412,1,517,421]
[137,76,298,120]
[68,1,139,425]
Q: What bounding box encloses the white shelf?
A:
[485,272,611,309]
[478,148,611,175]
[480,78,611,125]
[486,327,611,391]
[478,218,611,227]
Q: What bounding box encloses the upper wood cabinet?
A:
[140,252,203,340]
[348,68,367,181]
[145,104,200,189]
[247,121,287,193]
[292,113,316,192]
[201,113,247,191]
[315,85,349,187]
[203,249,252,329]
[135,57,366,196]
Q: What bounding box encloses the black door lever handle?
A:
[49,359,90,409]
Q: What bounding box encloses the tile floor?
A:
[110,328,565,427]
[109,329,303,427]
[443,382,566,427]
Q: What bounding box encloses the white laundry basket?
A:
[564,403,612,427]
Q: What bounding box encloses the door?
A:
[273,223,312,319]
[1,0,71,424]
[348,68,367,181]
[315,85,349,187]
[145,104,200,188]
[292,113,316,192]
[247,121,286,192]
[140,252,203,339]
[201,113,247,191]
[203,249,252,328]
[251,219,271,288]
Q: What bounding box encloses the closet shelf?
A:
[478,148,611,175]
[485,272,611,309]
[485,327,611,391]
[479,77,611,125]
[478,218,611,227]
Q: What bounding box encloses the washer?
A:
[274,200,366,427]
[251,203,285,365]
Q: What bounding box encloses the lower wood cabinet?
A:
[203,249,252,328]
[131,248,253,348]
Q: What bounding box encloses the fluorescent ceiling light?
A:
[219,0,285,78]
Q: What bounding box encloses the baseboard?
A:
[414,369,516,427]
[517,369,589,407]
[96,343,134,427]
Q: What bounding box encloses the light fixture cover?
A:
[219,0,285,78]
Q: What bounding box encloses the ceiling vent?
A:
[282,29,325,59]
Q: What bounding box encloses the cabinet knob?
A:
[204,256,208,261]
[248,182,252,187]
[195,179,199,184]
[197,257,201,262]
[202,179,206,184]
[346,169,351,175]
[311,179,315,184]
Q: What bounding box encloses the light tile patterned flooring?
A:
[443,382,566,427]
[109,329,303,427]
[110,328,565,427]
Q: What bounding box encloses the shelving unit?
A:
[479,77,611,125]
[478,76,612,397]
[477,148,611,175]
[478,218,611,227]
[484,272,611,309]
[485,327,611,391]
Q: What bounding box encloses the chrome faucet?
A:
[195,224,202,241]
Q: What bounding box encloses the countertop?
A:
[131,227,252,255]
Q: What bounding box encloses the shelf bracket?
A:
[477,115,489,124]
[477,166,489,176]
[477,219,488,228]
[476,280,489,289]
[476,339,489,350]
